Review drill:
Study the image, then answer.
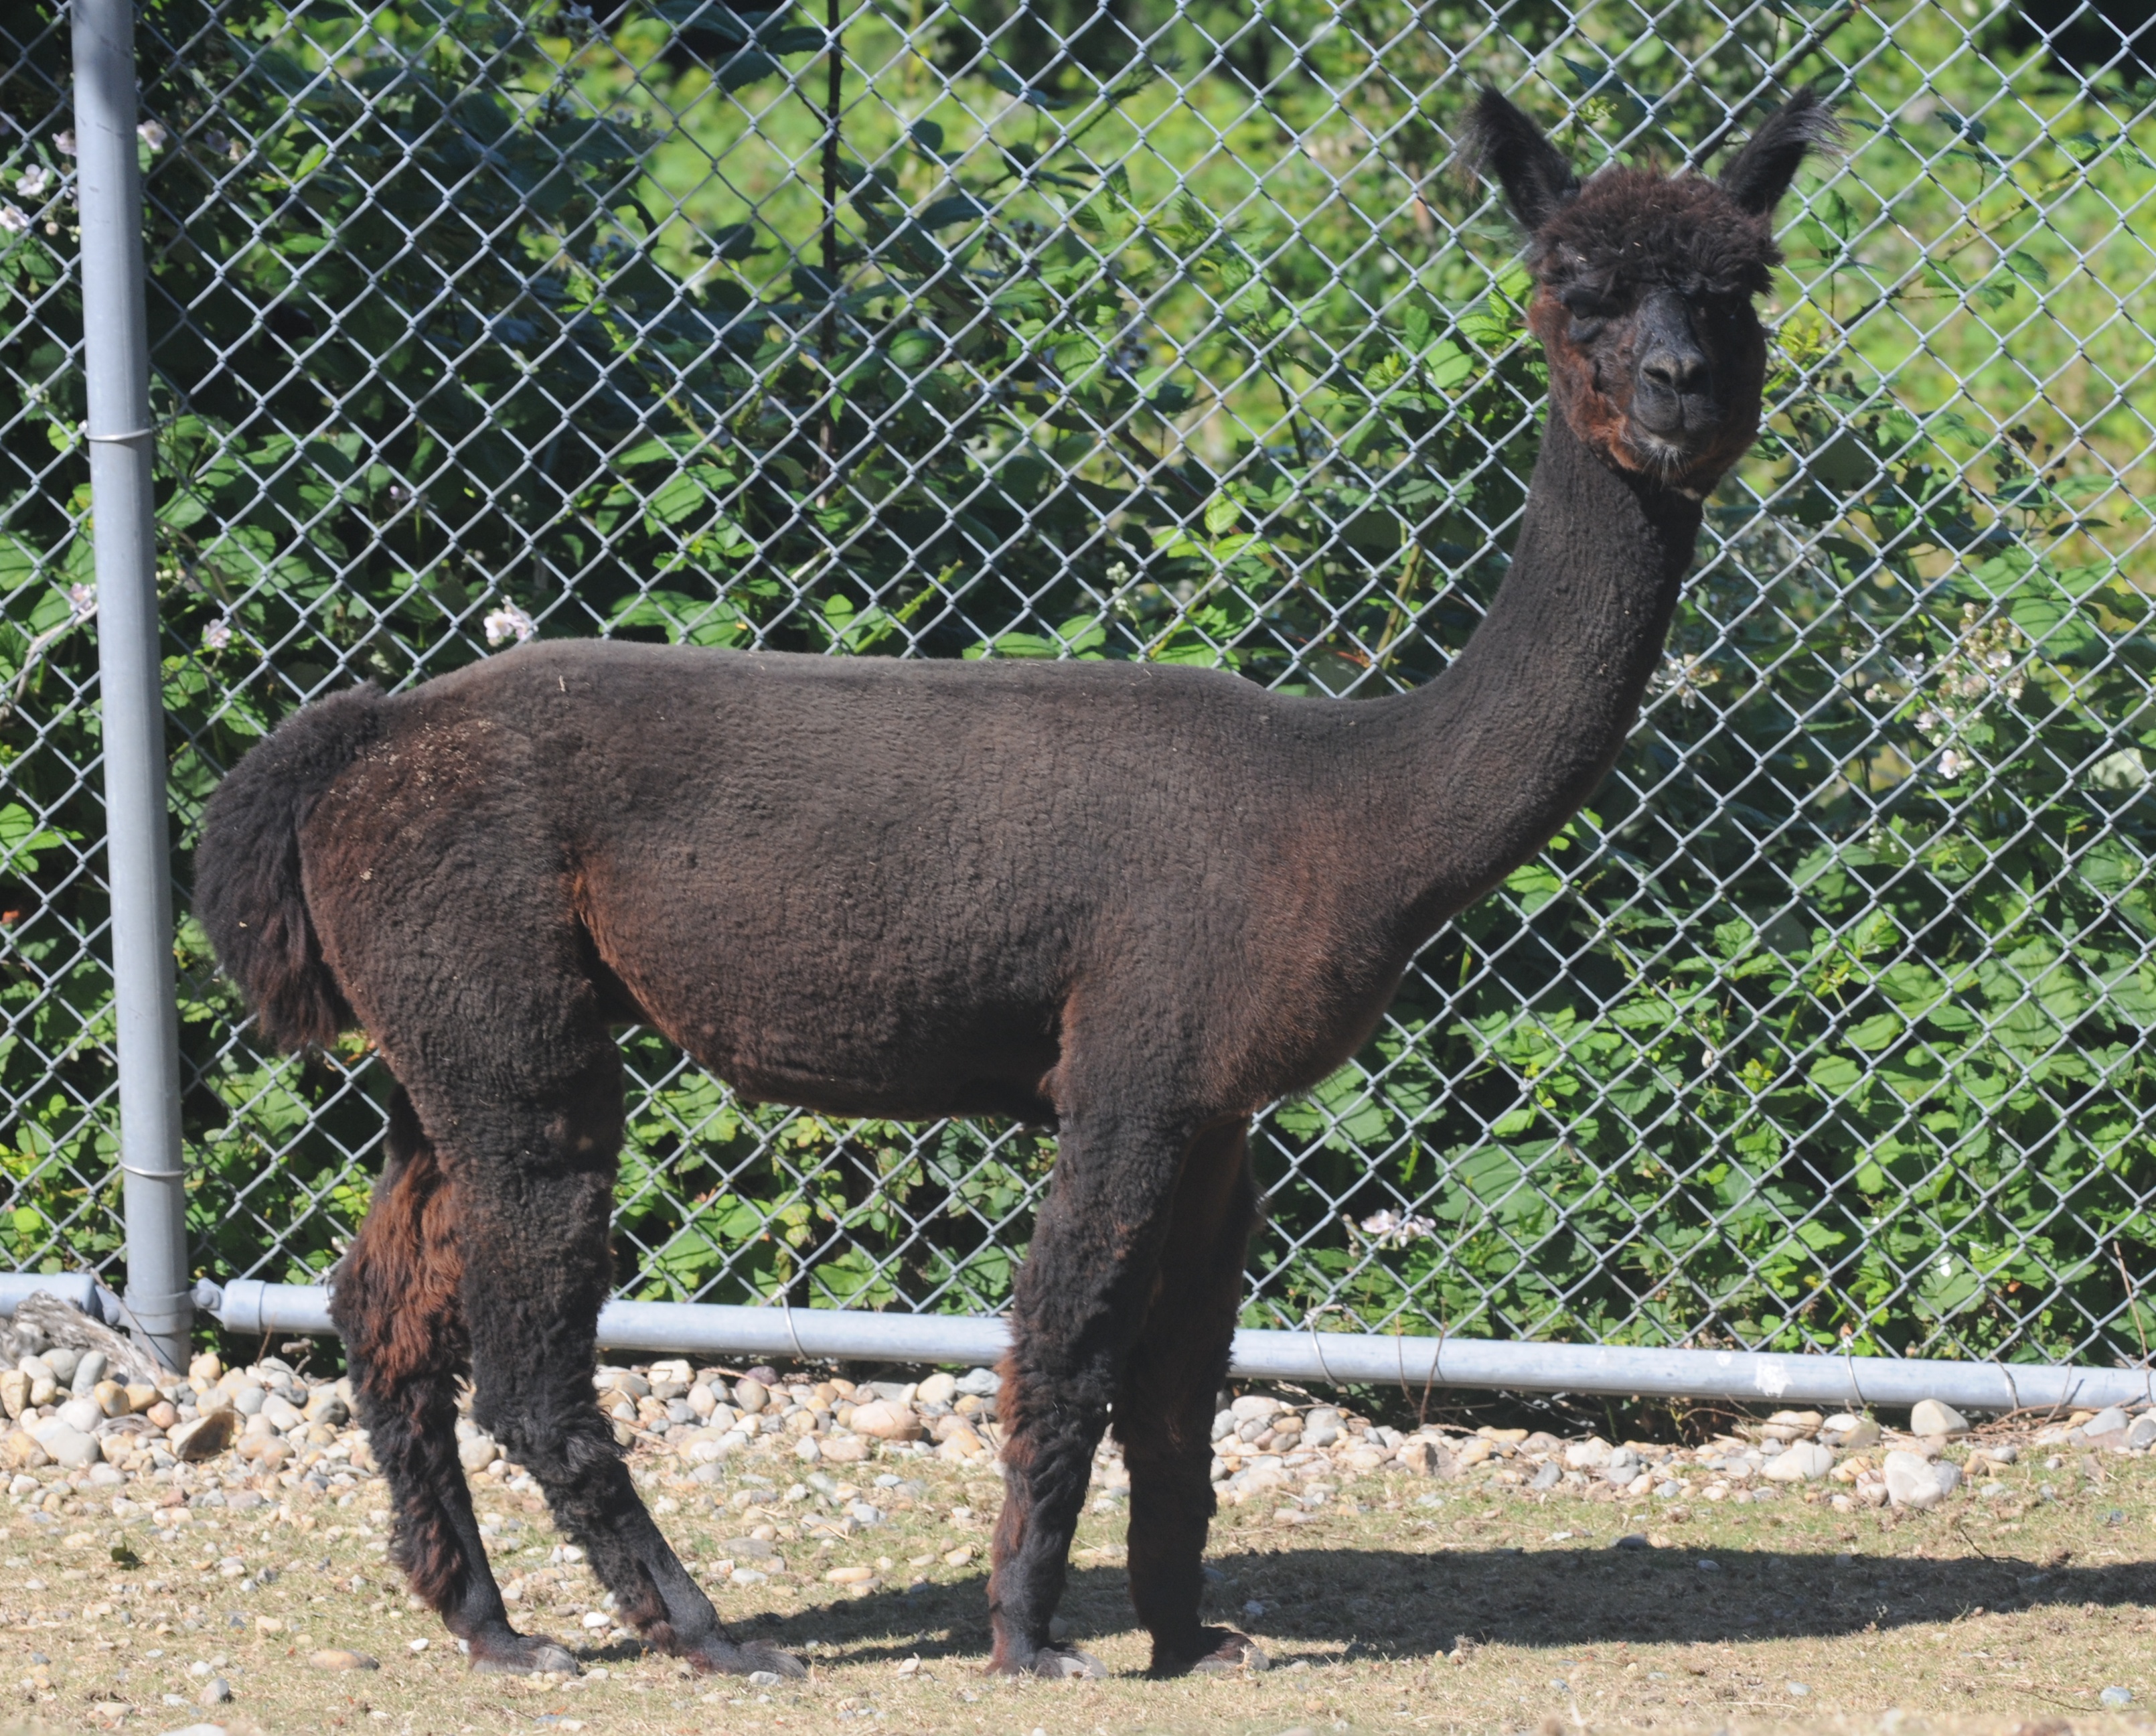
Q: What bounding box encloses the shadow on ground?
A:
[739,1545,2156,1670]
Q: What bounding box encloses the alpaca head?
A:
[1466,88,1838,493]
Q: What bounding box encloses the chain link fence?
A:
[3,0,2153,1370]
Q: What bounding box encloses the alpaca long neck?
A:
[1363,409,1703,942]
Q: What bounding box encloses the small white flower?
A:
[67,581,96,620]
[0,205,27,235]
[18,165,51,200]
[483,602,538,646]
[1358,1208,1436,1248]
[202,618,232,651]
[1650,652,1720,710]
[1938,749,1968,779]
[54,131,76,157]
[137,121,167,152]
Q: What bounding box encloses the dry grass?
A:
[7,1440,2156,1735]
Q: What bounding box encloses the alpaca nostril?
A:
[1641,349,1709,396]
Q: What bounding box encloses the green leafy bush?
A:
[1,0,2151,1365]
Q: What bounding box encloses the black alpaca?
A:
[194,88,1833,1681]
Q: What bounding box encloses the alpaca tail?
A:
[194,682,385,1052]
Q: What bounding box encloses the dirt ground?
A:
[7,1437,2156,1736]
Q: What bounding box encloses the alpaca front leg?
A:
[1115,1121,1266,1676]
[986,1368,1111,1677]
[987,1105,1201,1678]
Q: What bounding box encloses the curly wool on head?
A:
[1532,171,1784,305]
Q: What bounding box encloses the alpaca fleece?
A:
[194,87,1831,1683]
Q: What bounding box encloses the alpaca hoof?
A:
[1165,1629,1267,1678]
[467,1632,580,1676]
[684,1638,807,1680]
[739,1641,808,1681]
[1026,1646,1108,1680]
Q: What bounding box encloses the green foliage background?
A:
[1,0,2153,1362]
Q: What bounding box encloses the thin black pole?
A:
[818,0,840,486]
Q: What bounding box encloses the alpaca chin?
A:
[1624,426,1710,486]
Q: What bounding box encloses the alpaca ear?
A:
[1462,86,1580,233]
[1716,87,1841,216]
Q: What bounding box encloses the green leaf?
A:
[1422,341,1474,392]
[712,50,783,91]
[1505,862,1565,916]
[919,194,989,228]
[706,223,759,259]
[1845,1012,1904,1052]
[0,803,68,876]
[1807,1054,1863,1094]
[0,533,43,591]
[2011,590,2101,662]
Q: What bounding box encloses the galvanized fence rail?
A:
[2,0,2153,1382]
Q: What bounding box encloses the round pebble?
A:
[1884,1450,1949,1510]
[1763,1441,1833,1482]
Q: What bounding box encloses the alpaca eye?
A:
[1568,317,1608,344]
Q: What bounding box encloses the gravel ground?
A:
[7,1335,2156,1733]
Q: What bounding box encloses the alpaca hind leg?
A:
[1113,1120,1265,1676]
[987,1100,1206,1678]
[452,1060,802,1681]
[331,1089,572,1675]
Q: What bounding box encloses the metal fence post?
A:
[72,0,191,1372]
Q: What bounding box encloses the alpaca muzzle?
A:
[1628,291,1723,456]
